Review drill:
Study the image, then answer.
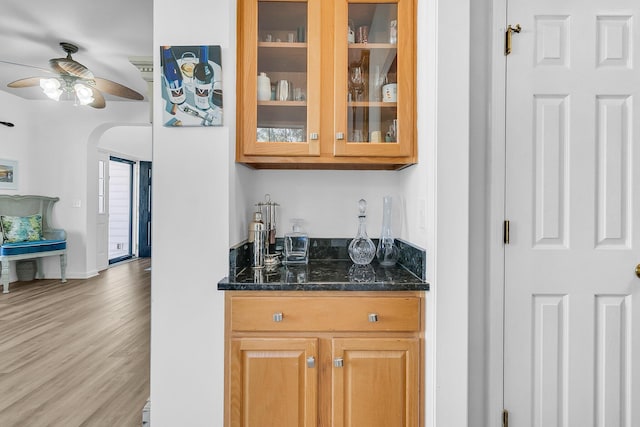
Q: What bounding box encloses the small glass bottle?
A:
[348,199,376,265]
[376,195,399,266]
[284,219,309,265]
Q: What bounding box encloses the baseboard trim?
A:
[66,270,100,280]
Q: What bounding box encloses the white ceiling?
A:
[0,0,153,102]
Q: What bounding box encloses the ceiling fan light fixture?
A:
[40,78,62,101]
[74,83,94,105]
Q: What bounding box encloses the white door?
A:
[504,0,640,425]
[96,151,109,271]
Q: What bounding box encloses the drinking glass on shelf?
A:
[352,129,364,142]
[349,63,364,102]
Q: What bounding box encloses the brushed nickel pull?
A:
[336,132,345,140]
[368,313,379,322]
[272,312,283,322]
[309,132,319,140]
[334,357,344,368]
[307,356,315,368]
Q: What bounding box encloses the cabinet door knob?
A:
[272,312,283,322]
[334,357,344,368]
[309,132,319,140]
[336,132,345,140]
[307,356,316,368]
[368,313,379,322]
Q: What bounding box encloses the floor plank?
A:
[0,258,151,427]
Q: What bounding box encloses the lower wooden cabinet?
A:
[230,338,318,427]
[225,291,424,427]
[332,338,419,427]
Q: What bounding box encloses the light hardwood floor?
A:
[0,258,151,427]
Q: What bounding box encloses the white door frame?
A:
[488,0,508,425]
[96,150,110,272]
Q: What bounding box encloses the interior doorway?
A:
[94,125,152,272]
[109,156,135,264]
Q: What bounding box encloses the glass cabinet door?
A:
[239,0,320,157]
[334,0,414,157]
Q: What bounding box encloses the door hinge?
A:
[503,409,509,427]
[503,220,510,244]
[505,24,521,55]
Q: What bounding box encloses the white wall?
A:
[469,0,491,425]
[152,1,471,427]
[0,91,149,281]
[0,92,33,194]
[28,101,148,279]
[98,126,152,161]
[151,0,231,424]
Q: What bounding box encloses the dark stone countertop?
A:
[218,259,429,291]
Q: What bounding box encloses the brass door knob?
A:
[636,264,640,278]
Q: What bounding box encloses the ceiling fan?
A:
[6,42,144,109]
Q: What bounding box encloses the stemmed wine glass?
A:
[349,63,364,102]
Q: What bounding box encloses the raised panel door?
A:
[331,337,419,427]
[504,0,640,425]
[229,337,318,427]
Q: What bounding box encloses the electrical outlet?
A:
[72,199,82,208]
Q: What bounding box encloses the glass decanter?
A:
[348,199,376,265]
[376,195,400,266]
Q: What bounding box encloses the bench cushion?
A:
[0,239,67,256]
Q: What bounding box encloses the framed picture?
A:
[0,159,18,190]
[160,45,223,127]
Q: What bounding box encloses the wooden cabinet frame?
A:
[236,0,417,170]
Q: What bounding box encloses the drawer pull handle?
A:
[334,357,344,368]
[307,356,315,368]
[272,312,283,322]
[368,313,379,322]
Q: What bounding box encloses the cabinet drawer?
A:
[230,296,420,332]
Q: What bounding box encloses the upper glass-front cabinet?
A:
[334,0,414,158]
[239,0,320,158]
[237,0,416,169]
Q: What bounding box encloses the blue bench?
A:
[0,195,67,293]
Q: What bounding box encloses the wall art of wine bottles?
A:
[160,45,223,127]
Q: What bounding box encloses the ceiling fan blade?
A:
[88,87,106,109]
[93,77,144,100]
[0,59,54,74]
[7,77,43,88]
[49,58,94,80]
